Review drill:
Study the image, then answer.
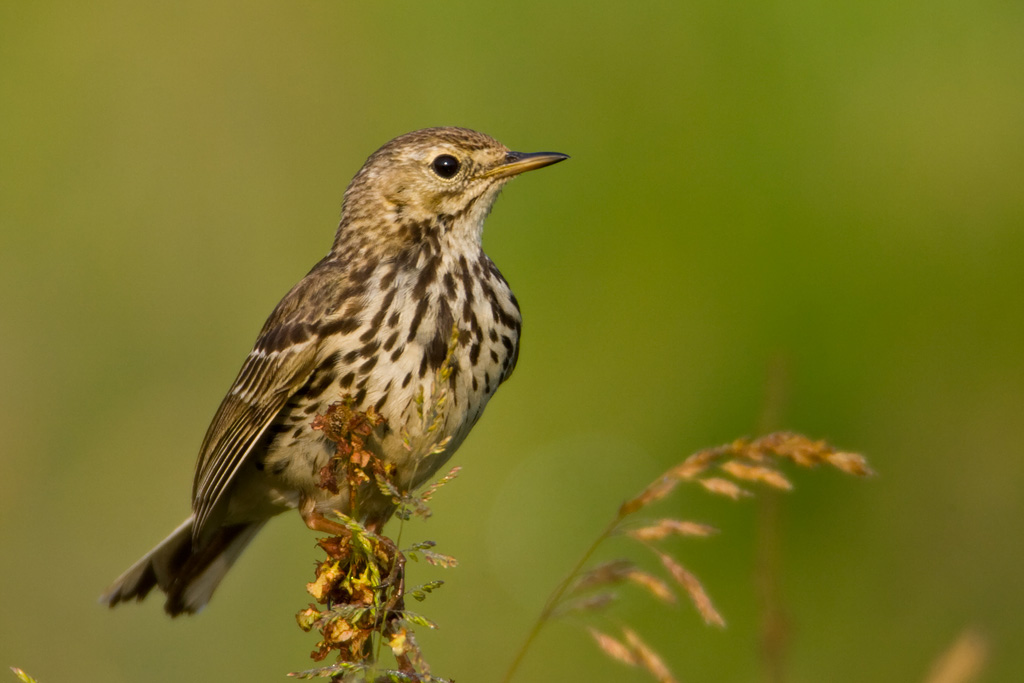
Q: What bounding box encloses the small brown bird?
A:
[102,127,567,615]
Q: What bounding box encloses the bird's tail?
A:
[100,515,265,616]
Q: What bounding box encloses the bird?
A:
[101,127,568,616]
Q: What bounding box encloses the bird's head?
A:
[334,127,567,255]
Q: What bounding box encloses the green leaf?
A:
[287,661,368,679]
[397,610,439,629]
[409,580,445,601]
[10,668,41,683]
[421,549,458,568]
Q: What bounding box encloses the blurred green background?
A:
[2,1,1023,681]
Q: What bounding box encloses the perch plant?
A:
[290,330,463,682]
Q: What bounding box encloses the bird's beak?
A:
[482,151,570,180]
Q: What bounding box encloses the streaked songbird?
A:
[101,127,568,615]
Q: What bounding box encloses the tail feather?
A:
[101,515,265,616]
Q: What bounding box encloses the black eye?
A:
[431,154,461,179]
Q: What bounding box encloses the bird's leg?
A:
[380,535,406,600]
[299,496,349,536]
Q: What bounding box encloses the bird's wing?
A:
[190,264,344,540]
[190,325,319,539]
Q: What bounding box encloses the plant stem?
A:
[499,515,622,683]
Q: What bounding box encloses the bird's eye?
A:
[431,154,461,179]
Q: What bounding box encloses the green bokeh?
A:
[2,1,1022,681]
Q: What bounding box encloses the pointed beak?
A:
[482,151,570,180]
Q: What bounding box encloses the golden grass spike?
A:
[626,519,719,542]
[622,628,678,683]
[669,447,724,480]
[625,569,676,604]
[654,549,725,627]
[699,476,752,500]
[569,559,634,594]
[587,628,639,667]
[826,450,875,477]
[721,461,793,490]
[619,475,681,516]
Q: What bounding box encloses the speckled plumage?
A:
[102,127,567,615]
